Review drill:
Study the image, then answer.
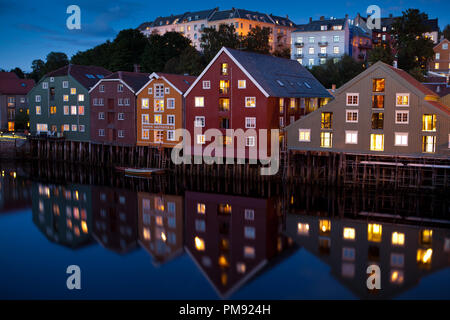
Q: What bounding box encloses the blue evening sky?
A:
[0,0,449,72]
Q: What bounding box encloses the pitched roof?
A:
[104,71,150,92]
[423,83,450,97]
[224,48,332,98]
[425,100,450,115]
[294,18,346,32]
[386,64,438,97]
[150,8,217,27]
[156,73,197,93]
[45,65,112,89]
[0,72,35,95]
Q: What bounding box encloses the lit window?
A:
[394,132,408,146]
[154,115,162,124]
[391,232,405,246]
[417,248,432,268]
[71,124,77,131]
[238,80,246,88]
[142,114,150,124]
[142,129,149,140]
[244,226,255,239]
[368,223,382,242]
[154,99,164,112]
[372,78,385,92]
[194,236,205,251]
[78,94,84,102]
[297,223,309,235]
[195,97,204,107]
[63,95,69,102]
[396,93,409,106]
[154,130,163,142]
[197,203,206,214]
[422,114,436,131]
[70,88,76,95]
[244,246,255,258]
[78,106,84,115]
[346,93,359,106]
[422,136,436,153]
[321,112,332,128]
[370,134,384,151]
[221,63,228,75]
[319,219,331,235]
[309,47,314,54]
[435,63,439,69]
[298,129,310,142]
[236,263,246,274]
[64,105,69,115]
[245,97,256,107]
[36,106,41,115]
[346,110,358,123]
[71,106,77,115]
[320,132,332,148]
[372,95,384,108]
[333,46,339,54]
[343,227,355,240]
[219,80,229,94]
[420,229,433,245]
[197,134,205,145]
[141,98,149,109]
[390,270,404,284]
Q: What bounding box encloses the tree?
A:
[108,29,148,71]
[140,32,192,73]
[273,47,291,59]
[390,9,434,74]
[71,41,113,69]
[368,45,394,65]
[163,46,206,76]
[310,55,365,89]
[10,67,25,79]
[243,26,271,54]
[200,24,241,62]
[45,52,69,73]
[29,59,46,82]
[443,24,450,40]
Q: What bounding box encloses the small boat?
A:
[123,167,165,177]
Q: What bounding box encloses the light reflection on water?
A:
[0,162,449,300]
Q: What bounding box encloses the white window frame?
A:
[71,124,78,131]
[195,97,204,107]
[394,132,408,146]
[42,82,48,89]
[36,106,41,115]
[245,117,256,128]
[35,95,41,102]
[197,134,206,145]
[165,87,170,94]
[245,97,256,108]
[195,116,205,128]
[71,106,77,115]
[246,136,256,147]
[64,105,69,115]
[62,81,68,88]
[141,98,149,109]
[50,77,54,82]
[396,93,410,107]
[346,109,359,123]
[345,130,358,144]
[238,80,246,89]
[142,114,150,124]
[395,110,409,124]
[167,98,175,109]
[99,85,105,92]
[298,129,311,142]
[167,130,175,141]
[167,115,175,125]
[202,81,210,89]
[78,105,85,115]
[118,130,124,138]
[244,209,254,220]
[117,84,123,92]
[99,129,105,137]
[79,125,85,132]
[98,112,105,120]
[142,128,150,140]
[118,113,125,120]
[346,93,359,106]
[148,87,152,94]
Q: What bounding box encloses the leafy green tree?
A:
[408,66,425,82]
[163,46,206,76]
[443,24,450,40]
[29,59,46,82]
[200,24,241,62]
[140,32,192,73]
[273,47,291,59]
[10,67,25,79]
[109,29,148,71]
[71,41,113,69]
[243,26,271,54]
[310,55,364,88]
[368,45,394,65]
[45,52,69,73]
[390,9,434,74]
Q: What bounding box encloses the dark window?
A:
[50,87,55,101]
[219,117,230,129]
[371,112,384,129]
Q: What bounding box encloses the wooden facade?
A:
[136,73,196,148]
[287,61,450,159]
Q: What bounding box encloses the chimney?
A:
[389,14,393,18]
[393,60,398,68]
[320,16,325,21]
[309,17,312,23]
[133,64,141,73]
[331,84,336,91]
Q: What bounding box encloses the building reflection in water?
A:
[0,169,32,213]
[138,192,184,266]
[285,186,450,299]
[32,182,93,248]
[92,186,138,254]
[29,175,450,299]
[184,191,296,298]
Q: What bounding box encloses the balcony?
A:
[294,53,304,58]
[318,41,328,47]
[294,42,304,47]
[318,53,328,58]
